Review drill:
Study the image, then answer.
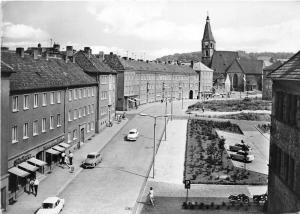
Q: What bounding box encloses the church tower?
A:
[201,15,215,67]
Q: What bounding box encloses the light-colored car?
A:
[82,152,102,168]
[230,151,254,162]
[36,196,65,214]
[127,129,139,141]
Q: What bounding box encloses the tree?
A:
[218,137,225,165]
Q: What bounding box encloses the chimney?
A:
[66,46,73,57]
[190,60,194,68]
[110,52,113,55]
[98,51,104,61]
[84,47,91,58]
[16,47,25,58]
[33,49,38,60]
[53,43,60,52]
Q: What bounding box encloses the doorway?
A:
[80,128,85,144]
[189,90,193,99]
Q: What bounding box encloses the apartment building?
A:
[268,51,300,213]
[193,61,214,98]
[1,47,97,206]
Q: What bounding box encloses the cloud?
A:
[2,22,49,41]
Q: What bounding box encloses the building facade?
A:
[193,61,214,98]
[262,61,282,100]
[1,47,97,207]
[104,54,198,111]
[268,51,300,213]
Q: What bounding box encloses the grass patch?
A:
[217,113,271,122]
[184,119,268,185]
[188,98,272,112]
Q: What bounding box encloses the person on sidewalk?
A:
[69,151,74,165]
[33,178,39,197]
[61,152,66,165]
[29,179,34,195]
[148,187,155,207]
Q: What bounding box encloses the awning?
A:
[46,148,60,155]
[59,142,70,148]
[8,167,30,177]
[18,162,39,172]
[27,157,47,167]
[53,145,65,152]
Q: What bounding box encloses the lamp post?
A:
[140,113,170,178]
[179,85,183,109]
[108,104,112,126]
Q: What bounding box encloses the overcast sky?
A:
[1,0,300,59]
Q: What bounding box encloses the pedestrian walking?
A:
[33,178,39,197]
[29,179,34,194]
[69,151,74,165]
[61,152,66,164]
[148,187,155,207]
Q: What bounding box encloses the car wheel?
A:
[93,163,96,167]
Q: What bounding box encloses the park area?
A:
[184,119,268,185]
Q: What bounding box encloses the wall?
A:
[262,70,272,100]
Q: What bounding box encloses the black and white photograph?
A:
[1,0,300,213]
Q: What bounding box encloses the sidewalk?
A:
[6,118,129,214]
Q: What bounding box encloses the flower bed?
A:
[184,119,268,185]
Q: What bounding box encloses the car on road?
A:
[229,143,252,152]
[82,152,102,168]
[230,151,254,162]
[127,129,139,141]
[36,196,65,214]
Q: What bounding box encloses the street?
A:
[59,105,168,213]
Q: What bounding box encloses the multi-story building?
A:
[74,47,117,132]
[1,47,97,206]
[268,51,300,213]
[104,54,198,111]
[193,61,214,98]
[262,61,282,100]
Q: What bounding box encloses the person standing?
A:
[29,179,34,195]
[148,187,155,207]
[69,151,74,165]
[61,152,66,165]
[33,178,39,197]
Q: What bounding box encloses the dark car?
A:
[82,152,102,168]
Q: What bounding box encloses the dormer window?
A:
[210,43,213,48]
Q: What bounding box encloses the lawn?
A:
[188,98,272,112]
[216,113,271,122]
[184,119,268,185]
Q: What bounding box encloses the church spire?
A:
[201,14,216,67]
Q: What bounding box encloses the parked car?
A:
[229,143,251,152]
[230,151,254,162]
[82,152,102,168]
[36,196,65,214]
[127,129,139,141]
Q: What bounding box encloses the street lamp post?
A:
[140,113,170,178]
[179,85,184,109]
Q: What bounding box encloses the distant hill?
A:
[156,51,294,62]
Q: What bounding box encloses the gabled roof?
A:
[75,51,116,74]
[1,50,96,92]
[104,54,196,75]
[238,58,263,74]
[193,61,213,72]
[263,61,283,72]
[202,16,215,42]
[269,51,300,80]
[1,61,15,74]
[211,51,239,73]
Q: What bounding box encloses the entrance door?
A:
[80,128,84,143]
[1,187,6,211]
[189,90,193,99]
[233,74,238,90]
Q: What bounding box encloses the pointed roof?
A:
[193,61,213,72]
[202,16,215,42]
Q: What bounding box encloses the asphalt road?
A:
[59,106,167,214]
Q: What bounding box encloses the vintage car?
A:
[82,152,102,168]
[36,196,65,214]
[230,151,255,162]
[126,129,139,141]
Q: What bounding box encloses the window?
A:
[12,126,18,143]
[83,106,86,116]
[33,120,38,136]
[87,106,90,115]
[73,129,77,140]
[91,122,94,130]
[23,123,29,139]
[83,88,86,97]
[34,94,39,108]
[68,132,72,143]
[74,109,77,120]
[89,105,91,115]
[73,89,77,100]
[50,92,55,104]
[91,104,94,113]
[50,116,54,129]
[42,118,46,133]
[91,87,95,96]
[78,89,82,99]
[87,88,91,97]
[78,108,82,118]
[69,90,72,101]
[12,96,18,112]
[68,110,72,121]
[87,123,90,132]
[57,91,61,103]
[57,114,61,127]
[23,95,29,110]
[42,93,47,106]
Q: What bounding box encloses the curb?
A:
[55,119,130,197]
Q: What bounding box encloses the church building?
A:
[201,16,263,92]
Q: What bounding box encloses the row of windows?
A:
[125,73,194,82]
[12,92,62,112]
[100,75,115,84]
[271,144,295,191]
[11,114,61,143]
[275,91,299,127]
[68,104,94,122]
[67,122,95,143]
[68,87,95,102]
[100,91,108,100]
